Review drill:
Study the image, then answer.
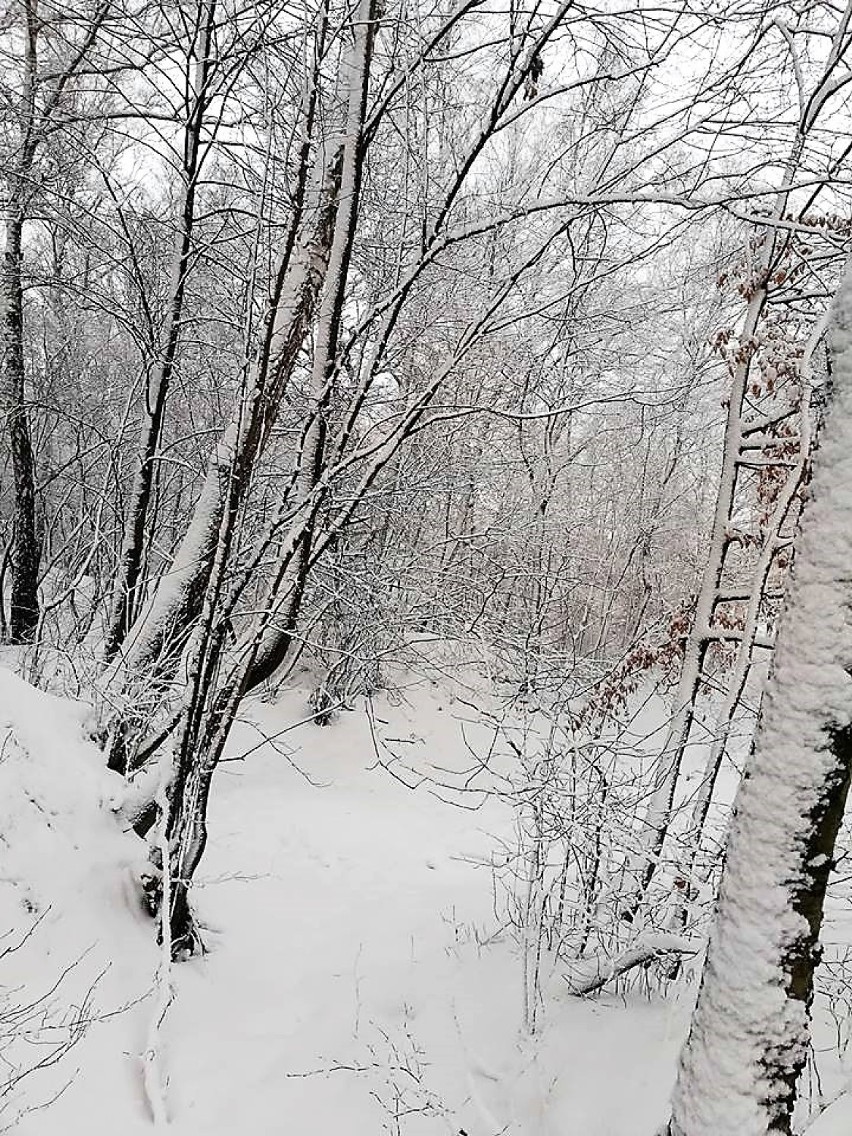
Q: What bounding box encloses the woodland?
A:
[3,0,852,1133]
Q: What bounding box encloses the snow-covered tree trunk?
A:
[156,0,379,955]
[667,263,852,1136]
[107,150,341,693]
[104,0,218,662]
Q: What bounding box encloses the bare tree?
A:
[103,0,221,660]
[1,0,111,641]
[624,3,852,921]
[667,260,852,1136]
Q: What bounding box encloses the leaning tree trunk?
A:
[1,210,40,642]
[109,149,340,689]
[158,0,379,955]
[667,264,852,1136]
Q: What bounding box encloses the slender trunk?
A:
[240,0,378,693]
[629,1,852,916]
[626,213,797,919]
[111,151,342,689]
[104,0,218,660]
[668,265,852,1136]
[141,0,379,955]
[1,211,40,642]
[665,314,828,950]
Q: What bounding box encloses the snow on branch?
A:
[562,934,701,997]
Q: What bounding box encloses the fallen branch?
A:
[562,933,701,996]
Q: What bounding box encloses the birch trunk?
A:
[238,0,377,693]
[667,262,852,1136]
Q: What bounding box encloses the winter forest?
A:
[5,0,852,1132]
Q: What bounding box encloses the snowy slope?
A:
[0,666,156,1132]
[2,666,693,1135]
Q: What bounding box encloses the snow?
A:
[9,648,852,1136]
[0,666,156,1131]
[805,1093,852,1136]
[0,668,145,918]
[1,664,695,1135]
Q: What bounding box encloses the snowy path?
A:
[164,685,511,1134]
[6,675,689,1135]
[163,684,690,1136]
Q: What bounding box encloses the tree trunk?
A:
[667,264,852,1136]
[109,150,342,689]
[104,0,218,661]
[137,0,380,957]
[1,211,40,642]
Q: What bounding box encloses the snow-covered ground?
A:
[1,661,848,1135]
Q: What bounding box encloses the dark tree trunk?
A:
[2,212,40,643]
